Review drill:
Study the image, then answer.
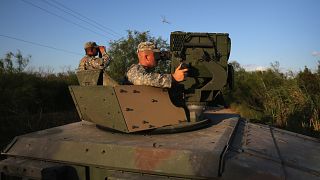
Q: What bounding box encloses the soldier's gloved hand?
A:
[172,63,188,82]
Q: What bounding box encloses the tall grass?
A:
[226,61,320,138]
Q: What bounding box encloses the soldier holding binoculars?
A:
[78,41,110,71]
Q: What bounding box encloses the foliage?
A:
[0,50,30,73]
[0,70,78,116]
[226,61,320,138]
[0,51,78,115]
[107,30,169,82]
[0,51,79,150]
[296,66,320,132]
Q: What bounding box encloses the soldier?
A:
[78,41,110,70]
[126,42,188,88]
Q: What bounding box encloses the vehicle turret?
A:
[70,32,234,133]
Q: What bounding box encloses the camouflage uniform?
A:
[126,42,172,88]
[78,54,109,70]
[78,41,110,70]
[127,64,172,88]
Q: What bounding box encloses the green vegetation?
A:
[225,61,320,138]
[0,50,79,149]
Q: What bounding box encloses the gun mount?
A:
[170,32,232,103]
[169,32,234,121]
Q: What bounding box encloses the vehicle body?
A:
[1,110,319,179]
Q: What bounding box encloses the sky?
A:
[0,0,319,72]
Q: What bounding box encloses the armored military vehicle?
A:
[1,32,319,180]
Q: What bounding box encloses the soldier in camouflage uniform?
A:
[78,42,110,70]
[126,42,188,88]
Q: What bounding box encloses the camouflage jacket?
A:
[78,53,110,71]
[126,64,172,88]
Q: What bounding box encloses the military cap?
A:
[137,42,160,53]
[84,41,98,49]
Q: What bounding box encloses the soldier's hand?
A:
[172,63,188,82]
[98,46,106,54]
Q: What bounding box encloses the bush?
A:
[226,61,320,138]
[0,51,80,150]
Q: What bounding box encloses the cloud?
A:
[243,64,268,71]
[312,51,320,57]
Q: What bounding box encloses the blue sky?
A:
[1,0,319,72]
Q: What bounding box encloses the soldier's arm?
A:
[127,65,172,88]
[144,73,172,88]
[78,57,87,70]
[102,53,111,67]
[98,46,110,63]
